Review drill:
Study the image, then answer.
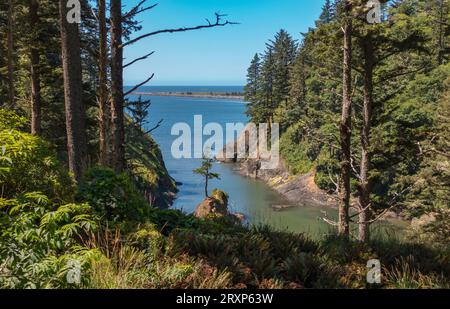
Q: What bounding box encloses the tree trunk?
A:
[110,0,126,173]
[7,0,15,106]
[436,0,446,65]
[205,177,209,198]
[98,0,109,166]
[29,0,41,136]
[59,0,88,181]
[338,1,352,237]
[358,34,374,242]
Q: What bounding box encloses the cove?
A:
[128,88,406,239]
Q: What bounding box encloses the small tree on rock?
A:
[194,157,220,198]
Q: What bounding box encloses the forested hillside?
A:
[244,0,449,242]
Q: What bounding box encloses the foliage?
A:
[211,189,229,206]
[279,124,316,175]
[0,192,97,288]
[193,156,220,197]
[0,0,449,290]
[126,116,178,208]
[243,0,450,238]
[127,96,152,131]
[0,109,27,131]
[0,121,73,200]
[167,217,449,289]
[76,166,151,223]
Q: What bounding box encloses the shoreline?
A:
[226,159,406,222]
[216,128,405,223]
[132,91,245,101]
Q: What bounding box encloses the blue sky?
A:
[123,0,325,86]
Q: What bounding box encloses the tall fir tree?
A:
[244,53,261,103]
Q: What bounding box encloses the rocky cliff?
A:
[217,126,336,209]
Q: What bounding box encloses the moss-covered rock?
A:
[194,189,229,218]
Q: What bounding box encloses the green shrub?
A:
[149,208,199,235]
[129,223,166,257]
[0,129,73,200]
[77,166,151,223]
[211,189,229,206]
[0,192,97,288]
[0,109,27,131]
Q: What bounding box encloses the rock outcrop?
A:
[194,189,247,222]
[217,128,335,209]
[194,189,229,218]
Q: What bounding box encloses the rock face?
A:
[216,123,259,165]
[194,189,229,218]
[217,126,335,209]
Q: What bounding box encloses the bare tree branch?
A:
[350,154,362,181]
[124,74,155,97]
[145,118,164,134]
[321,211,339,226]
[328,166,339,194]
[124,1,159,19]
[90,7,99,22]
[121,13,238,48]
[124,51,155,68]
[130,4,159,18]
[350,202,372,218]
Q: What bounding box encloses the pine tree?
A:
[269,29,297,114]
[29,0,42,136]
[97,0,109,166]
[259,48,276,124]
[244,53,261,103]
[110,0,126,173]
[194,157,220,198]
[128,96,152,131]
[317,0,335,25]
[338,0,352,237]
[59,0,88,181]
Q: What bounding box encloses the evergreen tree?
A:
[269,29,297,117]
[59,0,88,181]
[337,0,353,237]
[317,0,336,25]
[194,157,220,198]
[244,53,261,103]
[128,96,152,131]
[29,0,42,136]
[259,48,276,124]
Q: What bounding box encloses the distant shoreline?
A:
[132,91,245,101]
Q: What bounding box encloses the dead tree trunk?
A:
[110,0,126,173]
[358,34,374,242]
[338,1,353,237]
[29,0,42,136]
[98,0,110,166]
[59,0,88,181]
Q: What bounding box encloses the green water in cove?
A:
[128,87,406,238]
